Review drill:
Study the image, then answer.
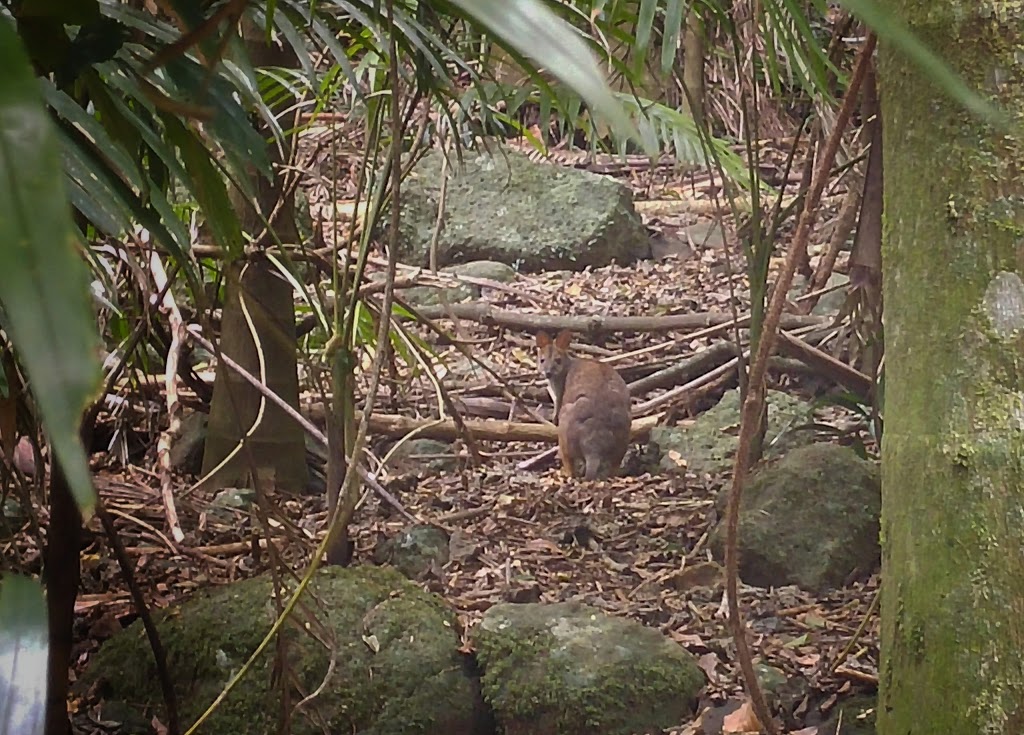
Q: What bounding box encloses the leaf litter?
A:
[3,144,879,735]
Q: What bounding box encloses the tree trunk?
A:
[878,5,1024,733]
[201,21,308,493]
[44,457,80,735]
[680,10,705,127]
[202,256,308,492]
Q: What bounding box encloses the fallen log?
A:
[366,412,662,443]
[404,303,826,334]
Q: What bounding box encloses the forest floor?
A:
[41,143,880,734]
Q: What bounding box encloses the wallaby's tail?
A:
[584,455,601,481]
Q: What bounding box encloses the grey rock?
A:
[682,220,726,250]
[402,283,475,307]
[387,438,458,474]
[446,260,517,282]
[392,151,650,272]
[812,272,851,316]
[80,567,487,735]
[208,487,257,522]
[650,388,815,477]
[374,524,451,580]
[169,410,208,475]
[649,227,695,261]
[710,443,881,593]
[473,601,704,735]
[391,261,519,308]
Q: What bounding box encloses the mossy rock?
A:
[391,150,649,272]
[710,443,881,593]
[473,601,703,735]
[649,388,815,477]
[373,524,451,580]
[81,566,487,735]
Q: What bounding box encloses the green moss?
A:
[879,4,1024,730]
[391,150,648,272]
[475,603,701,735]
[82,566,481,735]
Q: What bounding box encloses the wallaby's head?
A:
[535,329,573,383]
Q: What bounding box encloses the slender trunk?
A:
[201,22,308,493]
[680,11,705,127]
[878,4,1024,732]
[202,256,308,492]
[44,461,79,735]
[44,419,91,735]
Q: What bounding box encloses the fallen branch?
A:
[776,331,872,397]
[406,303,826,333]
[366,412,662,443]
[626,342,738,396]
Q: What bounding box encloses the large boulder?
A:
[711,443,881,593]
[393,150,650,272]
[473,601,703,735]
[650,388,815,477]
[81,566,488,735]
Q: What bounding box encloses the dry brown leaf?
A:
[722,699,762,734]
[697,652,721,682]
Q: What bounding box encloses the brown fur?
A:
[535,330,631,480]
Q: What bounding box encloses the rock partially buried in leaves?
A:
[402,260,517,307]
[169,410,207,475]
[649,388,814,477]
[473,601,703,735]
[81,566,488,735]
[393,150,650,272]
[710,443,881,593]
[386,438,458,473]
[374,524,451,580]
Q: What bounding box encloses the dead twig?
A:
[626,342,738,396]
[150,253,186,544]
[97,500,180,735]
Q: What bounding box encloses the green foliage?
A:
[842,0,1009,128]
[0,19,100,513]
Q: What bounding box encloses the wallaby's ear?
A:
[535,331,552,348]
[554,330,573,350]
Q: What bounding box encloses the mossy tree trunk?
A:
[879,4,1024,733]
[201,25,308,493]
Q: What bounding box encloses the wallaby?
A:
[535,330,631,480]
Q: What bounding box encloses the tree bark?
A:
[202,256,308,492]
[44,417,93,735]
[44,456,80,735]
[879,4,1024,732]
[680,10,705,127]
[201,21,308,493]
